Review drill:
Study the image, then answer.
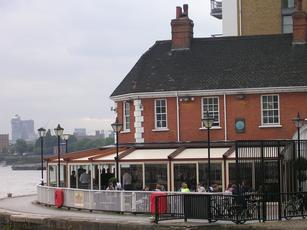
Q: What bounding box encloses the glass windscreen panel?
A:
[174,163,196,192]
[145,164,167,191]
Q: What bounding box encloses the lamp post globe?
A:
[292,112,305,192]
[63,134,70,153]
[111,118,123,183]
[201,111,215,190]
[38,127,46,186]
[54,124,64,187]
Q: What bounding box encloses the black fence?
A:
[154,192,307,224]
[235,140,307,194]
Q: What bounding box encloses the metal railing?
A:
[37,186,307,224]
[37,185,153,213]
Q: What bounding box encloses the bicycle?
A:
[284,193,305,220]
[227,194,260,224]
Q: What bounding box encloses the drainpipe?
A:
[176,92,180,142]
[238,0,242,36]
[224,94,228,141]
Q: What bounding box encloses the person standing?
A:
[70,170,76,188]
[122,172,132,190]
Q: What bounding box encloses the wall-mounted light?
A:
[179,96,195,102]
[235,94,245,100]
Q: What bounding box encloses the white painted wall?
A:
[222,0,239,36]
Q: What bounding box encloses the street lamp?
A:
[38,127,46,186]
[293,112,304,192]
[63,134,70,153]
[111,118,123,183]
[202,111,215,190]
[54,124,64,187]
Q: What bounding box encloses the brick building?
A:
[0,134,9,153]
[111,3,307,144]
[211,0,307,36]
[46,4,307,192]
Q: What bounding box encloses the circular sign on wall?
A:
[235,118,245,133]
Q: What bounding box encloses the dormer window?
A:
[155,99,167,129]
[123,101,131,131]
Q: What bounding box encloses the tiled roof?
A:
[111,34,307,97]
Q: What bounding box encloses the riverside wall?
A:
[1,209,307,230]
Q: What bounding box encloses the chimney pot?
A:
[176,6,182,19]
[183,4,188,16]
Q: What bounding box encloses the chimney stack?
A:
[171,4,194,50]
[292,0,307,44]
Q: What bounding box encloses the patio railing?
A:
[37,186,307,224]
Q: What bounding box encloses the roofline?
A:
[110,86,307,101]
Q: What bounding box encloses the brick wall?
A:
[241,0,282,36]
[117,92,307,144]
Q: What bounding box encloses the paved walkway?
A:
[0,194,152,223]
[1,194,307,229]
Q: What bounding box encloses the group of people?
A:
[69,168,115,190]
[225,181,253,194]
[70,168,91,189]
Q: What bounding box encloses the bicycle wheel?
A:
[284,204,296,220]
[209,207,218,223]
[229,206,246,224]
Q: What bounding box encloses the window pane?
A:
[155,99,167,128]
[174,164,196,192]
[199,163,222,191]
[262,95,279,125]
[145,164,167,191]
[202,97,219,126]
[120,164,143,190]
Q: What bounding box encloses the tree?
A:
[15,139,28,154]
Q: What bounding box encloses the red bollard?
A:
[54,188,64,208]
[150,192,167,215]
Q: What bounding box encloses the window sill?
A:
[152,128,170,132]
[121,130,131,134]
[259,125,282,128]
[199,126,222,130]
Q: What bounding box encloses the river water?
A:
[0,165,43,198]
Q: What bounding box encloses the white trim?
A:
[152,128,170,132]
[134,100,144,143]
[201,96,220,127]
[154,98,168,129]
[110,86,307,101]
[120,130,131,134]
[199,127,222,130]
[260,94,280,126]
[259,125,282,128]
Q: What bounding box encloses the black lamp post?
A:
[111,118,123,183]
[202,111,215,190]
[54,124,64,187]
[38,127,46,186]
[63,134,70,153]
[293,112,304,192]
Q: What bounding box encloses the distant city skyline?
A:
[0,1,221,136]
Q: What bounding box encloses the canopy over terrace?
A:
[46,143,240,191]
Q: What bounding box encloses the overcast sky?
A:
[0,0,221,137]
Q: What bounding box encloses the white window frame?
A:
[123,101,130,131]
[154,99,168,129]
[201,96,220,127]
[261,94,280,126]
